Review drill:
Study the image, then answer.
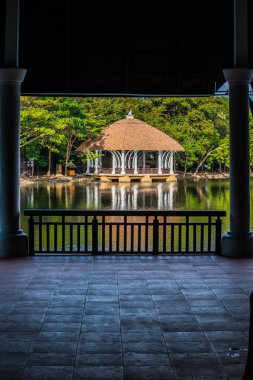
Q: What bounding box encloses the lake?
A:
[20,179,253,237]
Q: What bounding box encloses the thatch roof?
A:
[76,113,184,152]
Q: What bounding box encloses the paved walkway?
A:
[0,255,252,380]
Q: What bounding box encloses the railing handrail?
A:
[24,209,226,255]
[24,209,226,217]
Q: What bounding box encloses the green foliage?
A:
[20,95,252,174]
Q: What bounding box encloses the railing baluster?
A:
[92,216,98,254]
[163,216,166,252]
[208,216,212,252]
[200,224,204,252]
[138,224,141,252]
[102,215,105,252]
[84,215,88,252]
[77,224,80,252]
[39,216,42,252]
[185,216,189,253]
[131,224,134,252]
[54,224,57,252]
[62,216,65,253]
[28,216,34,255]
[70,224,73,253]
[215,216,222,255]
[171,224,174,253]
[193,224,197,252]
[178,224,182,253]
[116,224,120,253]
[145,216,149,253]
[46,224,50,253]
[124,216,127,252]
[109,224,112,252]
[153,216,159,255]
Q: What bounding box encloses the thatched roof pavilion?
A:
[76,112,184,180]
[77,112,184,152]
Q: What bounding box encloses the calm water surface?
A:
[20,179,253,235]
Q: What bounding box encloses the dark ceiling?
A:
[1,0,253,96]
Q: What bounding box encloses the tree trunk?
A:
[194,147,218,175]
[47,149,51,176]
[65,139,71,176]
[64,135,76,176]
[183,157,187,177]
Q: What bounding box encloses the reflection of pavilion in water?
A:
[85,183,176,210]
[22,182,177,211]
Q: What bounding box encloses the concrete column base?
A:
[166,175,177,182]
[141,175,152,182]
[119,176,131,183]
[222,232,253,257]
[0,231,28,258]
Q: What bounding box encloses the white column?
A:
[134,151,138,174]
[94,150,99,174]
[170,152,174,174]
[158,151,162,175]
[86,158,90,174]
[121,150,126,175]
[112,153,116,174]
[142,151,146,173]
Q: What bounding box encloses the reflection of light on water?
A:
[132,185,138,210]
[85,183,176,210]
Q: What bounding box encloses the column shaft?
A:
[222,68,253,256]
[94,150,99,174]
[158,151,162,175]
[86,158,90,174]
[229,82,249,234]
[121,150,126,175]
[142,151,146,173]
[112,152,116,174]
[0,69,28,257]
[134,151,138,174]
[170,153,174,174]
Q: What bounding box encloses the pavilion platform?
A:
[90,173,178,183]
[0,255,252,380]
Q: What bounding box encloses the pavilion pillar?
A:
[158,151,162,175]
[222,68,253,256]
[0,69,28,257]
[142,151,146,173]
[134,151,138,175]
[112,152,116,174]
[94,150,99,174]
[170,152,174,174]
[86,158,90,174]
[121,150,126,175]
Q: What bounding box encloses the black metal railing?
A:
[24,210,226,255]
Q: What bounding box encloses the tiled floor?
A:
[0,255,252,380]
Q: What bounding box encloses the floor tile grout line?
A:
[141,256,178,379]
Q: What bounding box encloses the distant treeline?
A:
[20,97,253,176]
